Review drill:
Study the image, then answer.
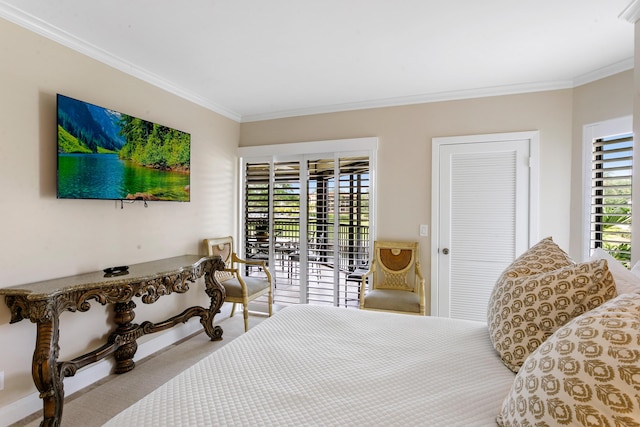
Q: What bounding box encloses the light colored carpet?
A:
[11,312,267,427]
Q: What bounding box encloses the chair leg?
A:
[243,304,249,332]
[268,291,273,318]
[230,302,237,317]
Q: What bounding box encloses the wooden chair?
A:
[204,236,273,331]
[359,240,425,315]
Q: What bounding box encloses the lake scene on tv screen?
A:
[57,94,190,201]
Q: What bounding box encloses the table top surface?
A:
[0,255,214,299]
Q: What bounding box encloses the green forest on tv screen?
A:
[57,95,191,202]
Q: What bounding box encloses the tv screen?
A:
[56,94,191,202]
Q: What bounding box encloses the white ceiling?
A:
[0,0,636,122]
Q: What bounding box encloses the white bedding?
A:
[105,305,515,426]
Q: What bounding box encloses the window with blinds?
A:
[590,133,633,266]
[244,162,270,259]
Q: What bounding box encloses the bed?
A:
[104,305,516,426]
[105,238,640,426]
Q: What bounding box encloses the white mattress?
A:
[105,305,515,426]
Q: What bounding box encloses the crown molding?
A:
[573,57,634,86]
[1,1,635,124]
[0,2,242,122]
[254,77,636,123]
[239,81,573,122]
[241,56,633,123]
[620,0,640,23]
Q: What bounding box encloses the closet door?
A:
[432,132,538,322]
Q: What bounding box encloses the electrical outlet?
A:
[419,224,429,237]
[0,371,4,391]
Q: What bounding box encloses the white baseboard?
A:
[0,306,231,427]
[0,391,42,427]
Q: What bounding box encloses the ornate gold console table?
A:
[0,255,225,427]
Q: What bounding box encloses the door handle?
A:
[442,248,449,255]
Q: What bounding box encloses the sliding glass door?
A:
[240,139,376,308]
[306,156,371,306]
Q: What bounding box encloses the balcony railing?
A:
[245,220,369,273]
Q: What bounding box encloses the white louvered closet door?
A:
[433,133,537,322]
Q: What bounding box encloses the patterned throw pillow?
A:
[496,237,575,280]
[488,237,574,370]
[488,250,616,372]
[591,247,640,295]
[497,293,640,426]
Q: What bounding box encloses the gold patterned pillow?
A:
[487,237,574,369]
[497,293,640,426]
[488,258,616,372]
[497,237,575,280]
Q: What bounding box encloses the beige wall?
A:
[241,90,574,301]
[570,70,635,259]
[241,75,633,314]
[0,18,240,412]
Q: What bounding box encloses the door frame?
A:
[430,131,540,317]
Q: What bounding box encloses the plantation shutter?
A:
[305,156,371,306]
[590,134,633,265]
[306,157,335,305]
[337,156,371,304]
[244,162,271,276]
[240,139,376,309]
[272,161,301,304]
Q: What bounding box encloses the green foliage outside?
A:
[250,182,370,240]
[600,206,631,265]
[599,178,632,266]
[118,115,190,172]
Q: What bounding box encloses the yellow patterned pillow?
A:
[488,258,616,372]
[487,237,574,370]
[496,237,575,280]
[497,293,640,426]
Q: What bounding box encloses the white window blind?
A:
[240,143,375,308]
[307,156,370,306]
[244,161,270,249]
[590,134,633,266]
[272,161,301,305]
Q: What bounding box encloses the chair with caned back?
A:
[204,236,273,331]
[359,240,425,315]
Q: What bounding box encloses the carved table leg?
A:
[113,301,139,374]
[32,316,63,427]
[201,258,226,341]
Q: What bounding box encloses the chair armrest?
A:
[232,253,263,266]
[237,258,265,266]
[358,270,374,309]
[415,268,426,315]
[362,269,375,284]
[231,253,273,283]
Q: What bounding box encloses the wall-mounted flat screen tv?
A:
[57,94,191,202]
